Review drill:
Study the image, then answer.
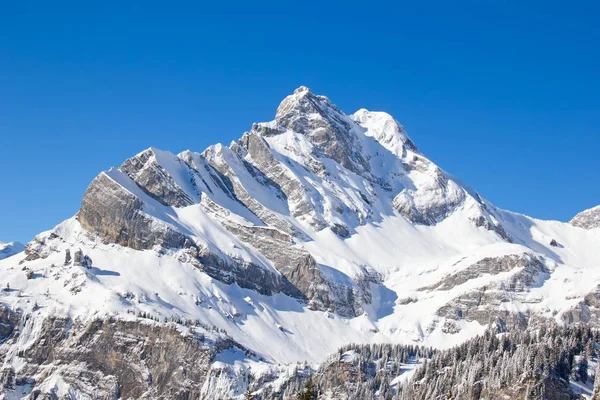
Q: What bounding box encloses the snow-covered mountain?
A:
[0,241,24,261]
[0,87,599,399]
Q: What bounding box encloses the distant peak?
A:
[0,241,25,260]
[293,85,311,95]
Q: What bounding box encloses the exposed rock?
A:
[188,244,284,297]
[22,238,46,262]
[72,248,92,269]
[78,172,189,250]
[201,145,299,237]
[273,86,370,176]
[64,249,71,265]
[0,304,19,342]
[238,131,327,230]
[421,253,546,292]
[392,166,466,225]
[561,285,600,324]
[571,204,600,229]
[433,254,550,329]
[331,223,350,238]
[120,148,195,207]
[3,316,213,399]
[472,214,512,242]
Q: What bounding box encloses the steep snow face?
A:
[0,241,24,260]
[571,205,600,230]
[352,108,416,157]
[1,86,600,375]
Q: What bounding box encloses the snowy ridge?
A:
[0,86,599,398]
[0,241,24,261]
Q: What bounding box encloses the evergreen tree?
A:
[379,373,393,400]
[578,356,589,383]
[297,377,318,400]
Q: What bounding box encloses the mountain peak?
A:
[293,85,311,95]
[272,87,370,175]
[275,85,327,120]
[0,241,24,260]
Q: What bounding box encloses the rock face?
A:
[0,314,217,399]
[120,148,196,208]
[432,254,550,330]
[561,285,600,325]
[78,172,190,251]
[571,204,600,229]
[274,86,370,175]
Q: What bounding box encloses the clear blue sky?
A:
[1,1,599,243]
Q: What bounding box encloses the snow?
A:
[570,354,597,399]
[352,109,411,157]
[0,241,25,261]
[390,358,423,387]
[5,203,598,368]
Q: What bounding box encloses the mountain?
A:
[0,241,24,261]
[0,87,599,399]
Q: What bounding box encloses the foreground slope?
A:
[0,87,599,398]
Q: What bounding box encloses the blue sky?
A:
[1,1,599,243]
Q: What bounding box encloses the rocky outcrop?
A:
[180,243,285,297]
[392,164,466,226]
[73,168,366,316]
[78,172,189,250]
[72,248,92,268]
[561,285,600,325]
[201,144,299,237]
[120,148,196,207]
[238,131,327,230]
[471,213,512,241]
[571,204,600,230]
[0,304,20,343]
[421,253,545,292]
[433,254,550,330]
